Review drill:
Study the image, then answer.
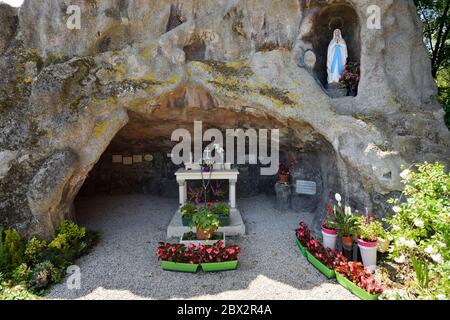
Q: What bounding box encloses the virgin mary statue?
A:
[327,29,348,84]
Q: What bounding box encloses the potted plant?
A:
[192,207,220,240]
[295,221,311,257]
[180,203,197,226]
[199,241,241,272]
[356,212,385,272]
[213,202,231,226]
[200,159,215,172]
[156,242,200,273]
[321,195,343,250]
[335,261,384,300]
[334,206,360,252]
[277,157,295,183]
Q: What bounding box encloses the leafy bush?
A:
[0,228,25,274]
[12,263,31,285]
[24,238,47,265]
[386,162,450,299]
[0,220,99,299]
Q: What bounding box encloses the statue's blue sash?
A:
[330,45,344,75]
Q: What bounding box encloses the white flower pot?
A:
[358,239,378,272]
[321,226,338,251]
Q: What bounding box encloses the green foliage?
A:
[192,208,220,232]
[0,220,99,299]
[213,203,230,217]
[334,209,360,237]
[386,162,450,299]
[12,263,31,285]
[356,217,386,242]
[415,0,450,129]
[180,203,197,218]
[0,229,25,273]
[412,255,430,289]
[24,238,47,265]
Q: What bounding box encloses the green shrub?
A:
[12,263,31,285]
[0,229,25,273]
[192,208,220,231]
[24,238,47,265]
[386,162,450,299]
[180,203,197,218]
[31,261,59,290]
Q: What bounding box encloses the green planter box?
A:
[160,261,199,273]
[306,252,335,279]
[336,273,380,300]
[201,260,239,272]
[182,216,192,227]
[218,216,230,226]
[295,238,307,257]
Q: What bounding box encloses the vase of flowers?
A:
[277,157,296,184]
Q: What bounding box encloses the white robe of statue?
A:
[327,29,348,84]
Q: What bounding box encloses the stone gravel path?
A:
[46,194,356,300]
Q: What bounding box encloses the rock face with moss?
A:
[0,0,449,238]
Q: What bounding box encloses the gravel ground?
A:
[46,194,356,300]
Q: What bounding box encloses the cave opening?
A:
[75,96,341,230]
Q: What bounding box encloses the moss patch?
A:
[202,60,253,78]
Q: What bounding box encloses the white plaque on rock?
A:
[296,180,316,195]
[112,155,122,163]
[123,156,133,165]
[133,155,143,163]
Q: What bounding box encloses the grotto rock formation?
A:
[0,0,449,238]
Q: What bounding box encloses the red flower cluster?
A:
[156,241,240,264]
[277,157,296,175]
[335,261,384,295]
[295,222,312,247]
[306,238,347,269]
[197,241,240,263]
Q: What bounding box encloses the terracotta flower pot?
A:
[342,236,353,250]
[278,174,289,183]
[196,228,214,240]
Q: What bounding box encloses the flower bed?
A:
[156,241,240,273]
[306,238,346,279]
[295,222,310,257]
[335,261,383,300]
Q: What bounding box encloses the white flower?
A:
[394,255,406,264]
[431,253,444,264]
[400,169,411,180]
[398,237,407,246]
[424,245,435,254]
[335,193,342,206]
[436,294,447,300]
[392,225,401,231]
[414,219,424,228]
[345,206,352,216]
[437,241,446,248]
[393,206,402,213]
[405,239,416,248]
